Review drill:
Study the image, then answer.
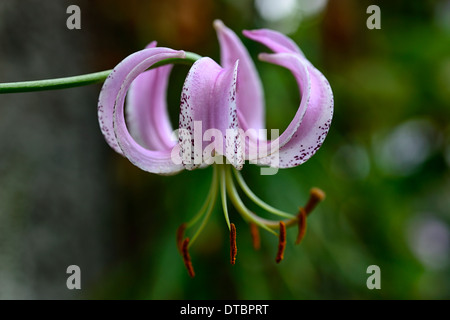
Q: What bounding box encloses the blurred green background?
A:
[0,0,449,299]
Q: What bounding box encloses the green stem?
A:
[0,70,112,94]
[0,52,202,94]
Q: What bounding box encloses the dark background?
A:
[0,0,449,299]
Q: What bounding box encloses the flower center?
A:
[176,164,325,278]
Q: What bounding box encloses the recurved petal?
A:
[126,42,176,151]
[243,29,334,168]
[98,47,185,174]
[214,20,265,138]
[242,28,303,55]
[259,52,333,168]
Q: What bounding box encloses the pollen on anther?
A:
[275,221,287,264]
[295,208,307,245]
[304,188,326,215]
[250,223,260,250]
[182,238,195,278]
[230,223,237,265]
[176,223,187,253]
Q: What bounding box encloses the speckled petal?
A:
[179,57,242,170]
[98,47,185,174]
[214,20,265,139]
[243,29,334,168]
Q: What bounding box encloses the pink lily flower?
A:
[98,21,333,277]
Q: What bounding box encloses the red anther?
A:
[176,223,187,253]
[304,188,325,215]
[230,223,237,265]
[295,208,307,245]
[250,223,261,251]
[275,221,287,264]
[182,238,195,278]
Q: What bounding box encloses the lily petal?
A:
[126,42,176,151]
[243,30,334,168]
[98,47,186,174]
[242,28,304,55]
[214,20,265,139]
[179,57,242,170]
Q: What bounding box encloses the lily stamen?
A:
[276,221,287,264]
[176,223,187,253]
[182,238,195,278]
[250,223,260,250]
[224,166,278,235]
[233,169,296,220]
[305,188,326,215]
[230,223,237,265]
[176,165,325,276]
[220,165,232,230]
[295,208,307,245]
[187,166,219,248]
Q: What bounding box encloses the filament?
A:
[220,166,231,230]
[233,169,296,220]
[188,165,219,247]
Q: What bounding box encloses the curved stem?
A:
[0,70,112,94]
[233,168,296,219]
[0,52,202,94]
